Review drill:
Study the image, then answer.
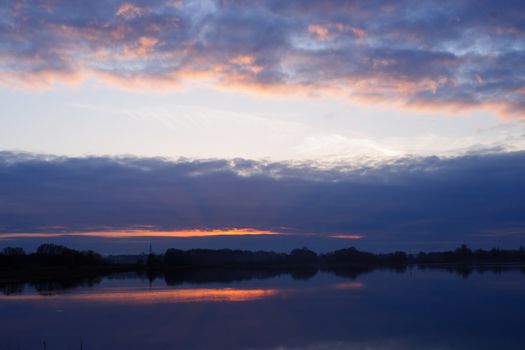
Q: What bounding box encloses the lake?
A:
[1,266,524,349]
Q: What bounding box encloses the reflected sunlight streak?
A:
[331,282,365,290]
[0,287,283,304]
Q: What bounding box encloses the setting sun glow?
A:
[0,228,282,239]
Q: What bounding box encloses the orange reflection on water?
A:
[331,282,364,290]
[0,287,282,304]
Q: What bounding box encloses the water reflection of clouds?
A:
[2,271,524,350]
[0,287,282,304]
[331,282,364,290]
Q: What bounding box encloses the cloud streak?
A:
[0,228,284,239]
[1,0,525,115]
[1,150,525,248]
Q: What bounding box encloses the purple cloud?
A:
[1,0,525,115]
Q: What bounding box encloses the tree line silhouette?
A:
[1,244,525,271]
[2,244,525,295]
[1,244,103,269]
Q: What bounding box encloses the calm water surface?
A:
[1,267,524,349]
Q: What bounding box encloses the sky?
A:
[1,0,525,253]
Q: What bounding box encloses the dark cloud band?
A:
[1,150,525,247]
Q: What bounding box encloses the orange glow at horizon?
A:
[0,228,282,239]
[329,234,365,240]
[0,287,282,304]
[0,229,367,240]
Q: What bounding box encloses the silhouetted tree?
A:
[455,244,473,259]
[0,247,26,268]
[3,247,26,256]
[289,248,318,264]
[35,244,103,266]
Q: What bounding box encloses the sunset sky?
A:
[1,0,525,253]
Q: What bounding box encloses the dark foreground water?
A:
[1,267,525,350]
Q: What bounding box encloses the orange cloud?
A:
[333,23,367,39]
[0,228,283,239]
[2,0,525,118]
[228,54,264,74]
[230,54,256,65]
[328,234,365,240]
[122,36,160,58]
[308,24,331,40]
[309,23,366,41]
[116,3,145,19]
[0,69,89,90]
[348,26,367,39]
